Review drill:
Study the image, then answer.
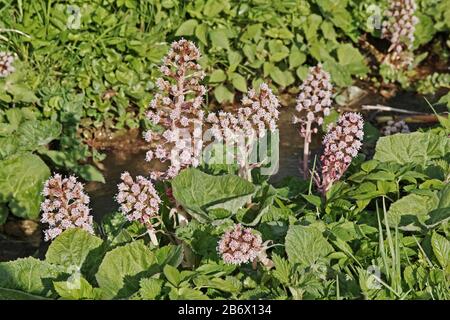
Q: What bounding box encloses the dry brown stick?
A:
[362,104,426,115]
[375,114,448,124]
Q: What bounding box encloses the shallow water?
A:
[84,150,164,219]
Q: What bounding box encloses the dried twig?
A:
[376,114,448,124]
[362,104,426,115]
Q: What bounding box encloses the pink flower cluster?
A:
[315,113,364,194]
[381,120,410,136]
[144,39,206,180]
[0,52,16,77]
[217,224,263,265]
[293,64,333,133]
[208,83,279,138]
[382,0,419,69]
[116,172,161,230]
[240,82,280,137]
[40,174,94,241]
[206,83,280,171]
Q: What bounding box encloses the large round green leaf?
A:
[0,153,50,220]
[46,228,104,270]
[95,241,157,299]
[0,257,64,298]
[171,168,256,222]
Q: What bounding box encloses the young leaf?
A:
[163,265,182,287]
[270,66,294,87]
[0,288,51,300]
[431,232,450,270]
[209,69,227,83]
[193,276,242,293]
[337,43,368,75]
[387,193,438,231]
[155,245,184,268]
[53,276,102,300]
[203,0,226,17]
[75,164,105,183]
[210,29,230,49]
[195,24,209,45]
[285,225,333,267]
[301,194,323,207]
[175,19,198,36]
[214,85,234,103]
[272,254,291,284]
[139,278,163,300]
[228,51,243,72]
[171,287,209,300]
[289,46,306,69]
[230,73,247,92]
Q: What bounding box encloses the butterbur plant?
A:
[40,174,94,241]
[144,39,206,180]
[293,64,333,179]
[314,112,364,195]
[381,0,419,69]
[116,172,162,245]
[0,51,16,77]
[217,224,263,265]
[207,83,280,181]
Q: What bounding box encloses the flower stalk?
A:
[293,64,333,179]
[302,119,313,179]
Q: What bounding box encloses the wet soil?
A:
[0,219,45,262]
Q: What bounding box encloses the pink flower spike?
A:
[205,83,280,180]
[315,112,364,194]
[0,52,17,78]
[217,224,263,265]
[293,64,333,132]
[381,0,418,69]
[143,39,206,180]
[116,172,161,231]
[40,174,94,241]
